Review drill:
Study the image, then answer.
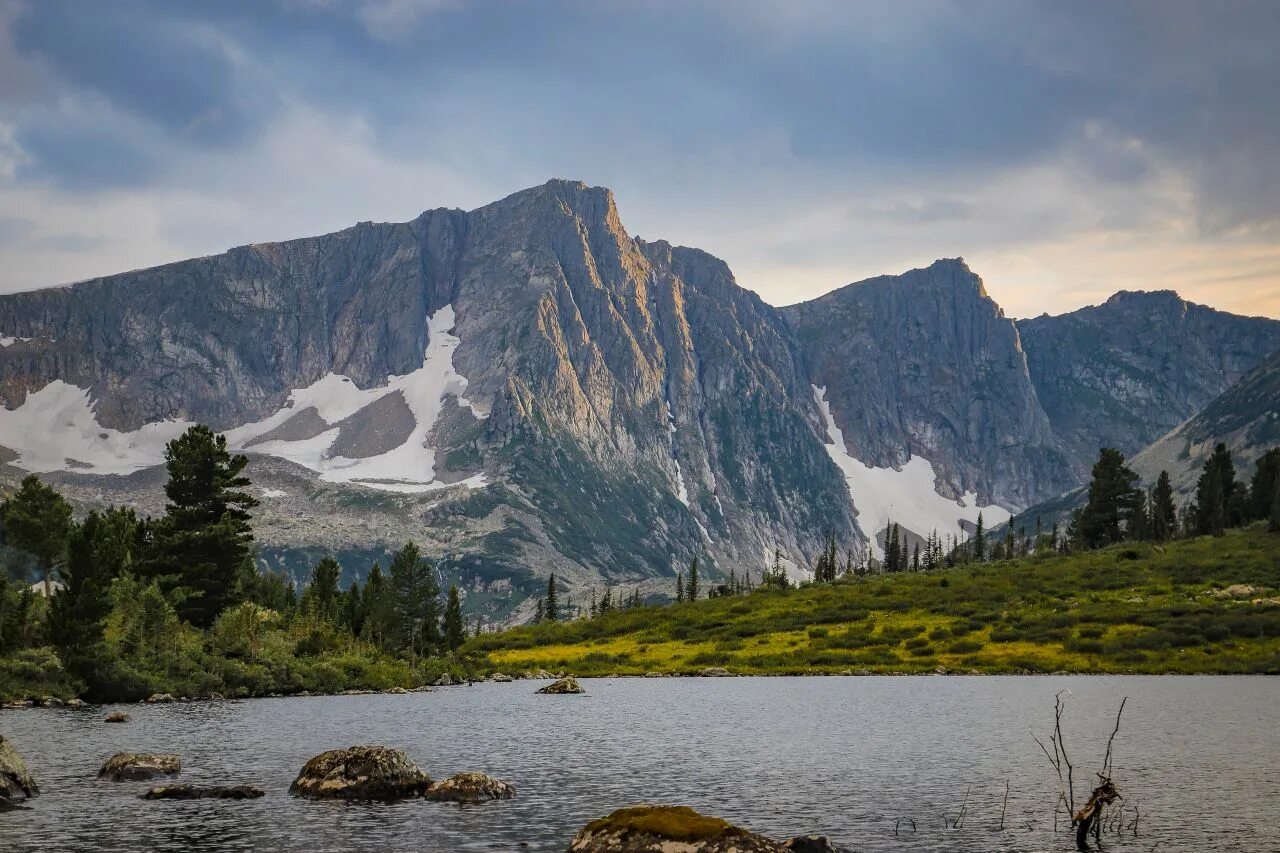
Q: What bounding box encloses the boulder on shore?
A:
[0,735,39,803]
[537,676,584,695]
[490,673,513,683]
[568,805,789,852]
[104,711,130,723]
[425,772,516,803]
[142,784,264,800]
[433,673,457,687]
[698,667,733,678]
[144,693,175,704]
[288,746,432,800]
[98,753,181,782]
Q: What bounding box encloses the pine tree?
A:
[676,572,685,602]
[342,580,364,636]
[360,563,393,647]
[590,588,598,617]
[1193,444,1235,536]
[911,542,919,571]
[1250,449,1280,522]
[1151,471,1177,541]
[534,598,544,622]
[0,474,73,598]
[974,512,985,562]
[148,426,259,627]
[1270,482,1280,533]
[50,509,135,697]
[443,584,465,651]
[545,573,559,621]
[388,542,441,662]
[1078,448,1142,548]
[687,556,700,601]
[305,557,342,620]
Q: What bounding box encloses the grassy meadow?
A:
[466,525,1280,676]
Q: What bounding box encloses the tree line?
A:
[0,425,474,701]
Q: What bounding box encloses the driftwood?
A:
[1034,691,1128,851]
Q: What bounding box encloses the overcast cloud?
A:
[1,0,1277,318]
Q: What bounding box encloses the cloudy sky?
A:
[0,0,1277,318]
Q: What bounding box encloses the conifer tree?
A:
[534,598,544,622]
[1193,444,1235,536]
[388,542,441,662]
[443,584,465,651]
[1250,449,1280,522]
[148,426,259,627]
[687,556,699,601]
[1,474,73,598]
[545,573,559,621]
[911,542,919,571]
[1151,471,1177,541]
[360,563,393,647]
[974,512,985,562]
[676,572,685,602]
[1270,482,1280,533]
[590,588,598,617]
[305,557,342,620]
[1078,448,1142,548]
[343,580,364,636]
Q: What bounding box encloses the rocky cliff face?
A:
[1131,348,1280,497]
[0,180,858,618]
[1,180,1276,620]
[1017,290,1280,478]
[781,259,1076,511]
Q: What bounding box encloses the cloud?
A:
[0,0,1275,320]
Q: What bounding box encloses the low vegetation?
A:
[467,525,1280,676]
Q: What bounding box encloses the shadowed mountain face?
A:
[0,180,1276,620]
[1017,290,1280,479]
[780,259,1076,511]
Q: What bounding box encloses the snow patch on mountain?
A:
[227,304,486,493]
[665,401,689,506]
[0,306,488,495]
[813,385,1010,557]
[0,380,193,474]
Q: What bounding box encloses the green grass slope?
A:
[467,525,1280,675]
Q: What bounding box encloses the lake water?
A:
[1,676,1277,852]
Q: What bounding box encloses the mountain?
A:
[1017,290,1280,479]
[0,181,857,620]
[780,259,1075,518]
[1,179,1276,621]
[1131,347,1280,496]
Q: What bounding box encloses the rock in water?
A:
[782,837,841,852]
[537,677,584,695]
[490,673,512,682]
[98,753,181,781]
[568,805,788,852]
[425,772,516,803]
[142,784,264,800]
[289,746,432,800]
[145,693,175,704]
[0,735,39,803]
[104,711,130,723]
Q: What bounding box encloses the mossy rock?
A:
[0,735,39,803]
[288,746,432,800]
[424,771,515,803]
[536,676,584,694]
[98,753,181,782]
[568,805,787,851]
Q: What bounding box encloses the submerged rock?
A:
[98,753,181,782]
[104,711,130,723]
[289,746,432,800]
[782,837,840,852]
[568,805,787,852]
[142,784,264,800]
[537,677,584,695]
[0,735,39,803]
[425,772,516,803]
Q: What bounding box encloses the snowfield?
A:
[813,385,1011,557]
[0,305,488,494]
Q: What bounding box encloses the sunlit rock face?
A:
[2,181,1274,620]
